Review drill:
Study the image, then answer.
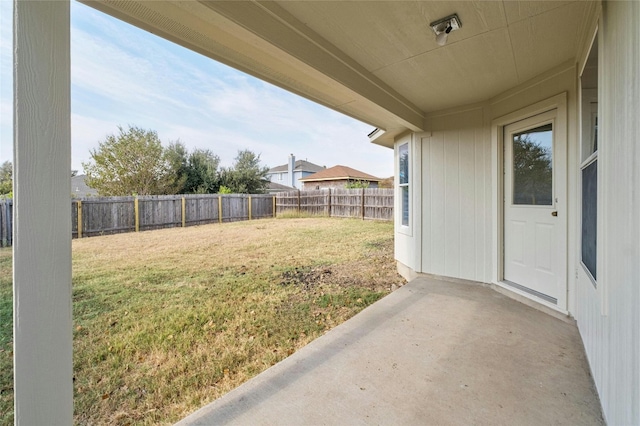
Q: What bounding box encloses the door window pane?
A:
[512,124,553,205]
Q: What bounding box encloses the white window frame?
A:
[398,142,410,230]
[579,54,599,287]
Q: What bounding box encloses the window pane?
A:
[401,186,409,226]
[591,112,598,153]
[399,144,409,185]
[581,160,597,279]
[513,124,553,205]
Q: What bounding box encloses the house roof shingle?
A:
[71,175,98,197]
[268,159,325,174]
[267,181,295,191]
[299,165,381,182]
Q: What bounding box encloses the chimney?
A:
[288,154,295,188]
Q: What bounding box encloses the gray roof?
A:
[299,165,381,182]
[266,181,296,193]
[268,181,294,190]
[71,175,98,197]
[268,160,325,174]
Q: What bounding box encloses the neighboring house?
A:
[13,2,640,424]
[71,174,98,197]
[265,154,325,189]
[265,181,295,194]
[299,165,381,190]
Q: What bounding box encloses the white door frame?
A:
[491,93,569,312]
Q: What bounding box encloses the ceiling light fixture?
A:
[430,14,462,46]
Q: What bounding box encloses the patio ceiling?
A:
[81,1,592,145]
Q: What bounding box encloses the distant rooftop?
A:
[266,181,295,192]
[268,159,325,174]
[299,165,381,182]
[71,175,98,197]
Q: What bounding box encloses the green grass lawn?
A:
[0,218,403,425]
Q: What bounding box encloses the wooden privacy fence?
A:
[72,194,274,238]
[0,194,274,246]
[0,199,11,247]
[0,189,394,247]
[275,188,393,221]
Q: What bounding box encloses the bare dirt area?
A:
[279,237,401,293]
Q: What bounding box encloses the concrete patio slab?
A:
[177,276,604,425]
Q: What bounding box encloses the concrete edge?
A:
[397,262,575,325]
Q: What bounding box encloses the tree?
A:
[164,143,221,194]
[83,125,181,196]
[184,149,221,194]
[165,141,189,193]
[0,161,12,195]
[220,150,269,194]
[512,134,552,205]
[345,179,370,189]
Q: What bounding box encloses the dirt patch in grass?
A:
[0,218,405,425]
[279,237,398,293]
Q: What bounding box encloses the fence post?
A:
[362,187,365,220]
[181,197,186,227]
[218,195,223,224]
[77,200,82,238]
[7,201,11,246]
[248,196,252,220]
[273,195,276,218]
[134,197,139,232]
[328,188,332,218]
[297,190,301,213]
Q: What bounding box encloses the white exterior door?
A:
[504,109,566,306]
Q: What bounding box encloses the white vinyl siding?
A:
[13,1,74,423]
[421,108,491,283]
[575,3,640,424]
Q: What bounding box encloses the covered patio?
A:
[178,277,603,425]
[12,1,638,423]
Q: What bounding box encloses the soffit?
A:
[82,0,592,145]
[277,1,589,112]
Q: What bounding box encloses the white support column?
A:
[13,1,73,424]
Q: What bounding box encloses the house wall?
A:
[395,2,640,423]
[294,171,313,189]
[302,179,379,190]
[303,179,346,190]
[267,170,313,189]
[396,64,577,286]
[574,2,640,424]
[419,108,491,283]
[267,172,285,184]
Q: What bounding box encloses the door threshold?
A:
[493,281,572,323]
[503,279,557,304]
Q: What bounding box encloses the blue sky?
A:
[0,1,393,177]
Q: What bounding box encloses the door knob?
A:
[551,211,558,217]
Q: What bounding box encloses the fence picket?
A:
[274,188,393,221]
[0,190,392,247]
